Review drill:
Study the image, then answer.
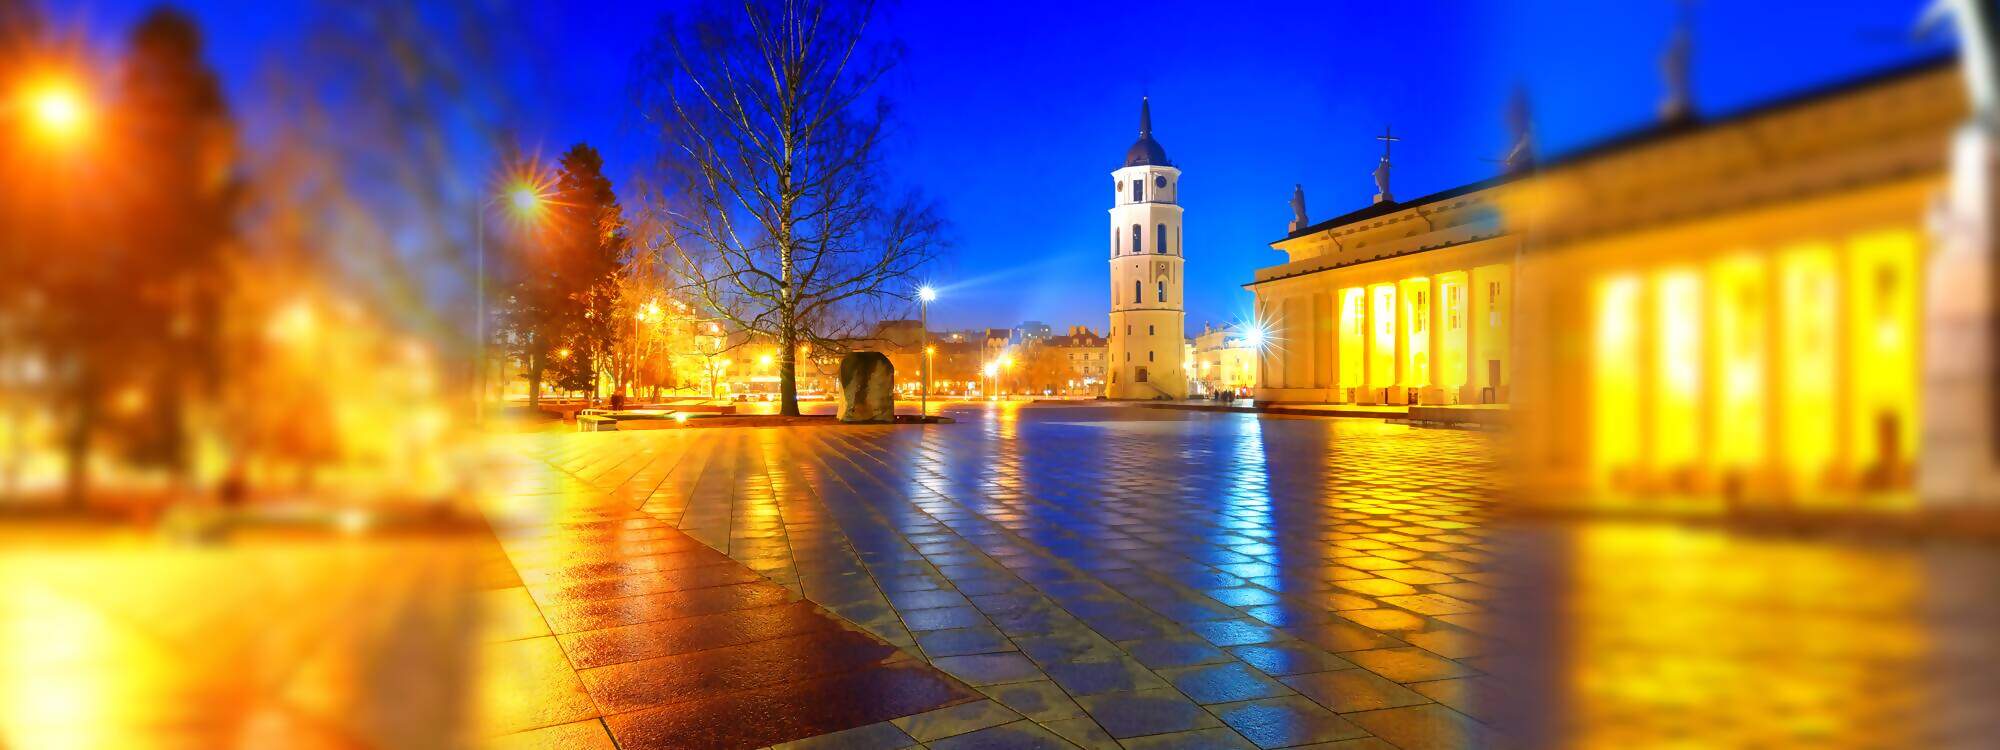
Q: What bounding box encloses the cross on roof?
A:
[1376,125,1402,160]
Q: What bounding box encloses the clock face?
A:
[1154,176,1167,188]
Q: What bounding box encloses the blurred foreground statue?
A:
[1923,0,2000,506]
[837,352,895,423]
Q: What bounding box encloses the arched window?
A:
[1156,224,1167,254]
[1132,224,1143,254]
[1148,351,1155,362]
[1148,325,1155,335]
[1157,281,1165,302]
[1131,179,1143,202]
[1132,280,1140,304]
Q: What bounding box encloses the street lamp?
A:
[924,345,937,412]
[19,78,90,141]
[982,361,999,399]
[917,285,937,416]
[475,175,548,425]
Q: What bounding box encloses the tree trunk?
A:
[778,323,801,416]
[527,335,543,411]
[63,369,95,510]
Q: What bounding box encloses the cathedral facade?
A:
[1105,98,1188,399]
[1248,58,1959,508]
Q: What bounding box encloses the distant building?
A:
[1044,326,1109,394]
[983,328,1012,362]
[1192,323,1258,396]
[870,319,925,349]
[1014,321,1053,344]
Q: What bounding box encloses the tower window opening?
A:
[1148,325,1155,335]
[1148,351,1155,362]
[1133,280,1140,304]
[1132,179,1143,202]
[1156,224,1167,254]
[1114,229,1120,255]
[1157,281,1165,302]
[1133,224,1143,254]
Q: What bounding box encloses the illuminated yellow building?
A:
[1191,323,1259,395]
[1251,57,1961,508]
[1251,179,1518,407]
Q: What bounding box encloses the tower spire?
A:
[1139,96,1152,137]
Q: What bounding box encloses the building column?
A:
[1460,270,1480,404]
[1360,286,1379,404]
[1424,275,1445,405]
[1921,119,2000,506]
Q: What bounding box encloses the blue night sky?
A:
[69,0,1950,333]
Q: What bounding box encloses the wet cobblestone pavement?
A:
[478,402,2000,749]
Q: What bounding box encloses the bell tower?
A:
[1106,97,1187,399]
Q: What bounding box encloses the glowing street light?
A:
[1243,323,1269,350]
[507,184,542,216]
[21,80,89,140]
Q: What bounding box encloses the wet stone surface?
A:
[485,404,1504,748]
[484,401,2000,748]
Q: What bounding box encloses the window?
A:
[1113,229,1120,255]
[1126,325,1131,335]
[1156,281,1165,303]
[1132,280,1140,304]
[1136,367,1148,382]
[1148,324,1155,335]
[1132,224,1143,254]
[1131,179,1143,202]
[1156,224,1167,254]
[1126,352,1131,362]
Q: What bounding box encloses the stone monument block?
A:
[838,351,895,423]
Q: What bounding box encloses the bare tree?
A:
[639,0,942,416]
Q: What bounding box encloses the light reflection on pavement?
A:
[6,402,1997,748]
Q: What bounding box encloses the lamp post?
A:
[918,285,936,416]
[475,181,546,425]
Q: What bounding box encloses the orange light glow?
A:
[22,80,89,139]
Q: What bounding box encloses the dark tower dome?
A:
[1124,97,1169,167]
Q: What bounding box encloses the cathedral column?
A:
[1920,0,2000,507]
